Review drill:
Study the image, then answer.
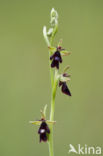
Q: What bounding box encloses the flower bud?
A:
[50,8,58,27]
[51,8,58,19]
[47,28,53,36]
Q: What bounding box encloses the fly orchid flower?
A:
[59,81,71,96]
[49,46,71,69]
[59,68,71,96]
[30,105,56,142]
[50,46,63,69]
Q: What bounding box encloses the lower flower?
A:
[38,120,50,142]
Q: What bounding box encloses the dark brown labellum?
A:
[50,51,62,69]
[38,121,50,142]
[59,81,71,96]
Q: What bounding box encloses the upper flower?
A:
[50,46,64,69]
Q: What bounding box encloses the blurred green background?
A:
[0,0,103,156]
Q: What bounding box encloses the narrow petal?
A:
[46,120,56,125]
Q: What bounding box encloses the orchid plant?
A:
[30,8,71,156]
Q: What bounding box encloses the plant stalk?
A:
[48,69,58,156]
[43,16,58,156]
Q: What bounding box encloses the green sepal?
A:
[48,46,56,54]
[60,50,71,56]
[46,120,56,125]
[59,74,70,82]
[29,120,42,125]
[29,120,56,126]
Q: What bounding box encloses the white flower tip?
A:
[51,8,58,19]
[51,8,55,13]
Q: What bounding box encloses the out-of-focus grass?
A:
[0,0,103,156]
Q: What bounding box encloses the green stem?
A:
[49,50,54,87]
[48,70,58,156]
[50,69,58,121]
[43,21,58,156]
